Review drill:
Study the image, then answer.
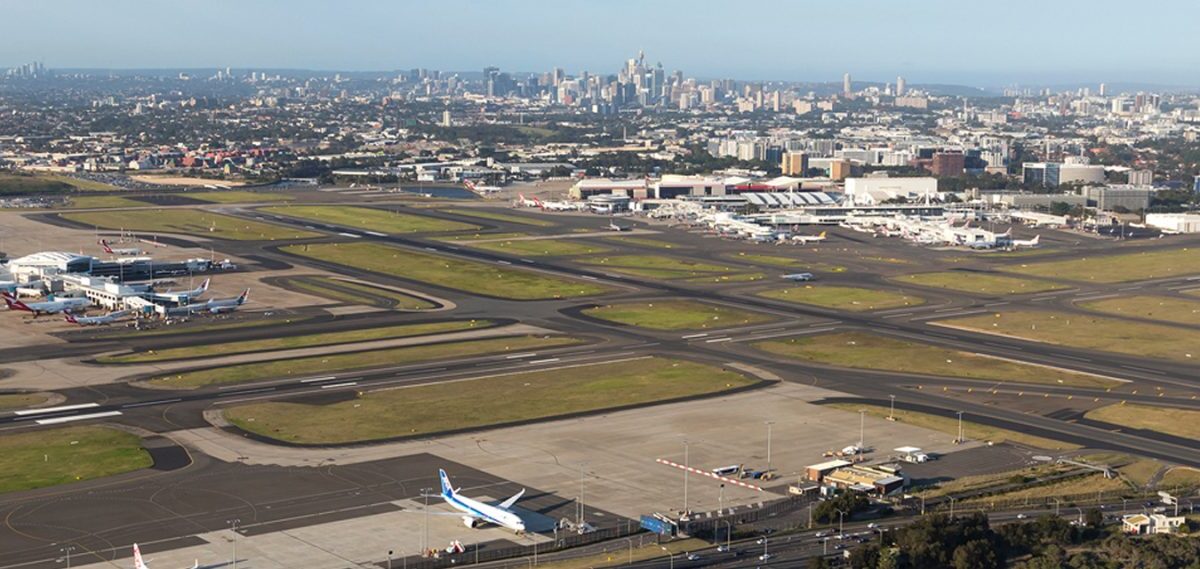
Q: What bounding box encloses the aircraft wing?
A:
[496,488,525,511]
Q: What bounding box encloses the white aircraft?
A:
[438,469,526,533]
[1009,234,1041,249]
[464,180,502,194]
[102,239,144,256]
[515,193,541,208]
[536,197,582,212]
[2,293,90,316]
[132,543,197,569]
[173,289,248,315]
[150,278,210,304]
[781,273,815,281]
[65,309,130,326]
[605,220,628,232]
[791,231,827,244]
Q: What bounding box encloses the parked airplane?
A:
[463,180,502,194]
[172,289,248,315]
[132,543,198,569]
[65,309,130,326]
[150,278,210,304]
[791,231,827,244]
[781,273,815,281]
[535,197,583,212]
[2,293,90,316]
[515,193,541,208]
[438,469,526,533]
[1009,234,1041,249]
[101,239,144,256]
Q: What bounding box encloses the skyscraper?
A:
[843,73,852,96]
[896,76,906,96]
[1099,83,1107,97]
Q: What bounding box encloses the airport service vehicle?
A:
[791,231,827,244]
[606,220,629,232]
[65,309,130,326]
[150,278,210,304]
[132,543,197,569]
[781,273,815,281]
[171,289,248,315]
[439,468,527,533]
[2,292,90,316]
[101,239,144,256]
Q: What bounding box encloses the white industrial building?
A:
[1145,213,1200,234]
[844,177,938,205]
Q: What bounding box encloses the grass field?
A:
[584,300,774,331]
[915,464,1067,498]
[1007,248,1200,283]
[44,175,119,191]
[0,393,50,411]
[0,172,73,195]
[147,335,579,389]
[62,195,149,209]
[1078,295,1200,326]
[940,311,1200,362]
[280,277,434,310]
[102,320,482,363]
[891,271,1068,295]
[62,209,321,240]
[262,205,477,234]
[224,357,754,444]
[758,286,923,312]
[579,254,738,280]
[0,426,152,494]
[1161,468,1200,489]
[188,191,294,204]
[754,331,1118,388]
[460,238,611,257]
[433,232,529,242]
[441,209,556,227]
[283,242,611,299]
[601,236,687,249]
[1085,403,1200,440]
[828,403,1076,450]
[961,473,1128,506]
[729,253,848,273]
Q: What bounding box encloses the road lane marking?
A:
[13,403,99,416]
[35,411,123,425]
[122,398,182,408]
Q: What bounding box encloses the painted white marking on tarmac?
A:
[13,403,100,416]
[337,232,361,238]
[300,376,339,383]
[364,231,388,237]
[320,382,358,389]
[35,411,122,425]
[882,312,913,319]
[496,260,511,265]
[123,398,182,408]
[529,358,561,364]
[682,333,709,339]
[505,353,537,359]
[218,388,276,397]
[705,337,732,343]
[579,275,597,280]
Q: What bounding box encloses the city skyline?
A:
[3,0,1199,88]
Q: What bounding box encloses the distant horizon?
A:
[4,0,1199,89]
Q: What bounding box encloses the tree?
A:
[806,556,831,569]
[1049,201,1073,216]
[953,539,1000,569]
[1084,508,1103,528]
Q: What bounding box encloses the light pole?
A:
[889,395,896,421]
[387,550,393,569]
[682,440,690,516]
[765,421,774,473]
[858,410,865,454]
[838,510,845,536]
[226,518,241,569]
[422,487,433,555]
[659,546,675,569]
[60,546,75,569]
[949,497,956,518]
[623,537,634,565]
[955,411,965,444]
[721,520,732,552]
[578,462,587,528]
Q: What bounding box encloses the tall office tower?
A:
[843,73,852,96]
[781,151,809,175]
[1099,83,1107,97]
[896,76,906,96]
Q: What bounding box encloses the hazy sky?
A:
[4,0,1198,86]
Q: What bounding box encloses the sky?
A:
[4,0,1199,87]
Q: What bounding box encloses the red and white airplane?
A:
[65,310,130,326]
[101,239,144,256]
[2,292,90,316]
[132,543,197,569]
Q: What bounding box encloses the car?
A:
[686,553,701,561]
[759,553,772,561]
[814,531,828,538]
[716,545,729,553]
[867,523,878,529]
[1016,514,1027,520]
[756,538,768,545]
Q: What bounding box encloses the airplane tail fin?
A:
[818,231,827,238]
[64,313,77,324]
[238,289,250,304]
[1032,235,1040,245]
[101,240,114,254]
[438,469,455,497]
[133,543,149,569]
[199,278,211,293]
[3,294,30,312]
